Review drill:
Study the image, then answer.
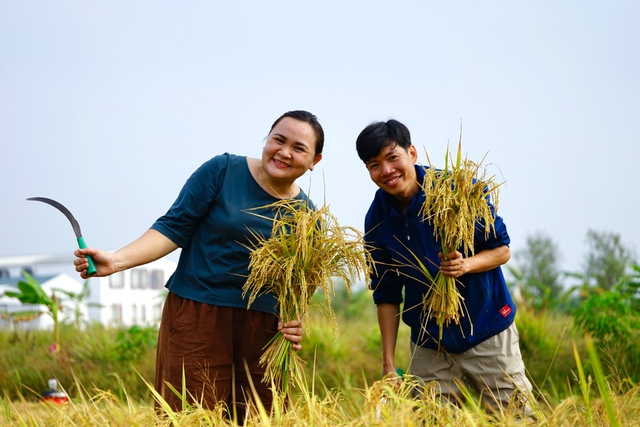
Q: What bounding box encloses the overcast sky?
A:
[1,1,638,281]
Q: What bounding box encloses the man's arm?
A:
[377,302,401,378]
[440,245,510,278]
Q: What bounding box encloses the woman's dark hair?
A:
[355,119,412,163]
[270,110,325,156]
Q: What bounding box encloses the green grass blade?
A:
[572,340,593,426]
[585,334,620,427]
[136,372,179,425]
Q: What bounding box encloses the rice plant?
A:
[242,199,372,399]
[418,135,503,340]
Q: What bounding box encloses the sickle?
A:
[27,197,97,276]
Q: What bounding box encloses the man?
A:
[355,119,532,416]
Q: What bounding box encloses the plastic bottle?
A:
[41,378,69,404]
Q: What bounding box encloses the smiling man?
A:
[355,119,533,418]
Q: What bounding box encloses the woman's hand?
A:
[74,248,117,279]
[73,229,179,279]
[279,319,303,351]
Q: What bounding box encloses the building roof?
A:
[0,274,58,288]
[0,253,74,268]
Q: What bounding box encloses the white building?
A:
[89,257,175,327]
[0,272,88,331]
[0,253,176,330]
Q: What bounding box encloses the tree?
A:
[1,271,62,353]
[573,263,640,384]
[582,229,636,292]
[511,231,565,311]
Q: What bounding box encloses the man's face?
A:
[365,142,419,202]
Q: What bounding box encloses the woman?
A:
[74,110,324,418]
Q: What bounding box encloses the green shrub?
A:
[573,270,640,386]
[0,323,156,402]
[115,325,157,364]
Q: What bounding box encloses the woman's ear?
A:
[310,153,323,171]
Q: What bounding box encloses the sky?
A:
[1,1,639,281]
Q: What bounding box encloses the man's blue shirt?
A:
[365,164,516,353]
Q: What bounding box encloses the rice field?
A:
[2,372,639,426]
[2,281,638,426]
[2,307,639,426]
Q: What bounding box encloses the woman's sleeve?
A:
[151,154,228,247]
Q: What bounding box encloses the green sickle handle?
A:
[77,236,97,276]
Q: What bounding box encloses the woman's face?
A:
[262,117,322,182]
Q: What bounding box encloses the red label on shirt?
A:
[499,305,512,317]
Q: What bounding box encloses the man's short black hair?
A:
[355,119,412,163]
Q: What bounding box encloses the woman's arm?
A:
[74,229,179,278]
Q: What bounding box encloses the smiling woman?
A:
[253,115,322,199]
[72,110,325,422]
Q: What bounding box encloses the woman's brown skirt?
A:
[155,292,280,418]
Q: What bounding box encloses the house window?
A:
[111,304,123,324]
[131,304,137,324]
[150,269,165,290]
[141,305,147,323]
[153,303,163,322]
[131,269,148,289]
[109,272,125,289]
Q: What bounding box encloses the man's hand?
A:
[439,250,466,278]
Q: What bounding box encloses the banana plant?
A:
[54,279,104,328]
[2,271,62,353]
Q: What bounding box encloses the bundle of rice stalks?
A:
[242,199,372,398]
[418,135,502,340]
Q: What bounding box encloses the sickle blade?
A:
[27,197,83,238]
[26,196,97,275]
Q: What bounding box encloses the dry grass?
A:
[242,199,372,398]
[3,375,638,426]
[2,320,638,426]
